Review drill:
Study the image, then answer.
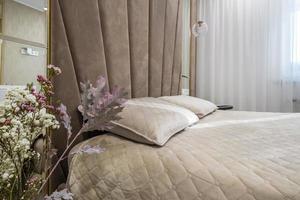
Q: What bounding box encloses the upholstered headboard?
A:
[50,0,189,187]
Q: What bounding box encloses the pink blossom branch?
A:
[37,127,84,195]
[38,73,126,197]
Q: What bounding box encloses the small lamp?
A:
[192,21,208,37]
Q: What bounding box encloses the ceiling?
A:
[13,0,47,12]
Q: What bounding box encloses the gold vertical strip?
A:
[189,0,197,96]
[47,0,51,66]
[46,0,51,195]
[0,0,4,84]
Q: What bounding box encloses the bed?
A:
[50,1,300,199]
[67,110,300,200]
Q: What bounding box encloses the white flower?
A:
[10,119,18,125]
[20,138,30,146]
[5,104,11,110]
[25,94,36,102]
[0,107,5,116]
[10,127,17,133]
[39,108,46,116]
[2,173,9,180]
[10,132,16,137]
[0,126,8,131]
[33,120,40,126]
[3,132,9,138]
[26,113,33,119]
[0,86,62,197]
[0,118,5,123]
[54,124,60,129]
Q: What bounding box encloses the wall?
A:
[0,0,47,85]
[1,40,46,85]
[3,0,46,44]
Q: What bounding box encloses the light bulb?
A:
[192,21,208,37]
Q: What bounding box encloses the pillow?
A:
[159,95,217,118]
[109,97,199,146]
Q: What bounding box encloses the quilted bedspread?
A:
[68,111,300,200]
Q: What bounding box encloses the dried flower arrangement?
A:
[0,65,127,200]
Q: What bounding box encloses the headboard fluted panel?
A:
[51,0,183,178]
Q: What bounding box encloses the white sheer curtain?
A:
[197,0,300,112]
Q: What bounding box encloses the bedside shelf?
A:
[217,105,234,110]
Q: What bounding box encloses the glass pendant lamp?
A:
[192,21,208,37]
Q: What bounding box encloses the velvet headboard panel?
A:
[50,0,183,176]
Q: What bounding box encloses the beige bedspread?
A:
[68,111,300,200]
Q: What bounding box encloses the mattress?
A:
[67,111,300,200]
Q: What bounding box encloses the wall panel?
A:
[127,0,149,98]
[148,0,167,97]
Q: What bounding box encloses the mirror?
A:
[0,0,48,96]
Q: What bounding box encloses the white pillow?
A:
[110,97,199,146]
[159,95,218,118]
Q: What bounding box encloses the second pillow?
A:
[159,95,218,118]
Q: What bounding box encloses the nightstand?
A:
[217,105,234,110]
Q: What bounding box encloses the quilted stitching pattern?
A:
[68,111,300,200]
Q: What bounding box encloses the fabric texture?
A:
[110,97,199,146]
[159,95,218,118]
[51,0,184,179]
[68,111,300,200]
[197,0,300,112]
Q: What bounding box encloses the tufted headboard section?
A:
[50,0,184,184]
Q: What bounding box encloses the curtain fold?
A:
[197,0,300,112]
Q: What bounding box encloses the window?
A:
[292,10,300,65]
[291,3,300,80]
